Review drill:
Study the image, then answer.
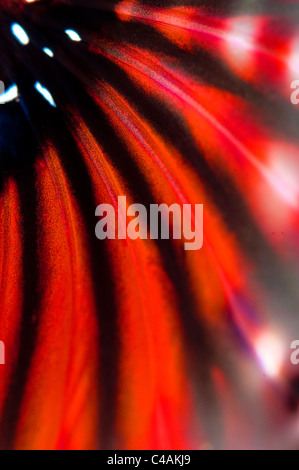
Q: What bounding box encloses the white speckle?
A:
[11,23,30,45]
[35,82,56,107]
[0,84,19,104]
[43,47,54,58]
[65,29,82,42]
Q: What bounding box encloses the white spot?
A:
[288,37,299,79]
[255,332,284,378]
[35,82,56,107]
[65,29,82,42]
[268,145,299,209]
[0,84,19,104]
[0,341,5,365]
[43,47,54,58]
[222,17,258,72]
[11,23,30,45]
